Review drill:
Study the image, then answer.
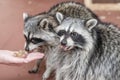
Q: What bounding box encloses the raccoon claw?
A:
[42,74,48,80]
[28,69,39,74]
[42,77,47,80]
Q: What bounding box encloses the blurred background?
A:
[0,0,120,80]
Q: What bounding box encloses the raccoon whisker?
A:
[74,42,84,50]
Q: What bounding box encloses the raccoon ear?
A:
[23,12,29,21]
[40,19,49,29]
[56,12,64,24]
[86,19,98,31]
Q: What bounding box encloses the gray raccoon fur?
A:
[54,15,120,80]
[23,1,98,74]
[23,1,120,80]
[48,1,98,20]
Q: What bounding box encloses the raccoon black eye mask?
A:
[31,38,45,44]
[57,30,66,36]
[70,32,86,46]
[24,34,45,44]
[58,30,86,48]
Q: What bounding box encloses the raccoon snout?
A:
[61,40,67,46]
[25,47,29,52]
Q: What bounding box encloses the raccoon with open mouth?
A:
[23,1,120,80]
[23,1,98,74]
[54,13,120,80]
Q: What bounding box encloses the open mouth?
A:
[60,45,73,51]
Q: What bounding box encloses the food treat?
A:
[14,50,28,58]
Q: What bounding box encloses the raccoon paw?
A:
[28,69,39,74]
[42,77,47,80]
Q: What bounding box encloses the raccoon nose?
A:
[61,40,67,46]
[25,47,29,52]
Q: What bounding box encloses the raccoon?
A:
[23,12,60,73]
[23,1,98,74]
[48,1,98,20]
[54,12,120,80]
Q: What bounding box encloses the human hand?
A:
[0,50,44,65]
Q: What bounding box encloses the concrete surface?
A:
[0,0,119,80]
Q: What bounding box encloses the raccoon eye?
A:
[70,32,79,37]
[71,32,86,45]
[48,24,54,32]
[57,30,66,36]
[31,38,44,44]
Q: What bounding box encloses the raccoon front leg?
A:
[29,59,42,73]
[42,64,54,80]
[55,69,62,80]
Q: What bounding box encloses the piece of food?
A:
[14,50,28,58]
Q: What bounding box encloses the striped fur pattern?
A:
[23,1,98,74]
[48,1,98,20]
[23,1,120,80]
[54,15,120,80]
